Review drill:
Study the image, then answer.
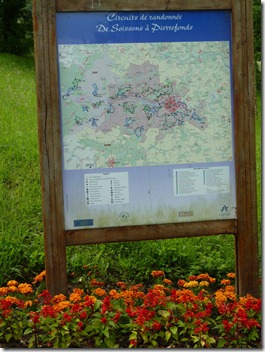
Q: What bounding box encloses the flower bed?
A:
[0,271,261,348]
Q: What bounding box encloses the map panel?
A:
[58,41,233,170]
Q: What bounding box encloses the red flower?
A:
[222,319,233,332]
[152,321,162,331]
[129,339,137,347]
[79,311,87,320]
[113,311,121,323]
[126,307,137,317]
[71,303,82,313]
[41,305,57,318]
[38,290,52,305]
[194,321,209,334]
[77,321,84,330]
[30,311,40,324]
[101,317,107,324]
[62,312,72,323]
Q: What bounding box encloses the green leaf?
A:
[0,321,6,328]
[5,333,12,342]
[28,335,36,349]
[158,309,171,318]
[165,331,171,342]
[206,336,216,344]
[23,328,33,335]
[151,339,158,347]
[103,327,109,339]
[94,300,101,311]
[217,339,226,348]
[170,326,178,336]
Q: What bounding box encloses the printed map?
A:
[58,42,233,170]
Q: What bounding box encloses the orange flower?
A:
[151,270,164,278]
[25,300,33,307]
[177,279,187,287]
[73,288,84,295]
[214,290,227,307]
[18,283,33,295]
[109,289,121,299]
[0,287,9,296]
[93,288,107,297]
[7,280,18,287]
[5,296,21,306]
[91,279,104,287]
[130,284,143,291]
[227,273,236,279]
[197,273,216,283]
[32,270,46,284]
[153,284,167,291]
[116,281,127,290]
[52,294,67,304]
[225,285,235,292]
[163,278,173,285]
[8,286,18,293]
[69,293,82,303]
[55,300,72,311]
[120,290,135,305]
[221,279,231,286]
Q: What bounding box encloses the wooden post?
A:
[32,0,68,296]
[232,0,259,297]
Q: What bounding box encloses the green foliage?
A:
[0,0,33,55]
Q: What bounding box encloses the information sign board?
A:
[57,11,236,229]
[32,0,259,297]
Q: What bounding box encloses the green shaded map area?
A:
[58,42,232,170]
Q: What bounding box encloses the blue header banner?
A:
[56,10,231,44]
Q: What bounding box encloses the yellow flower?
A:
[18,283,33,295]
[7,280,18,287]
[25,300,33,307]
[184,280,199,288]
[199,281,209,287]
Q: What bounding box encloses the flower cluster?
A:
[0,271,261,348]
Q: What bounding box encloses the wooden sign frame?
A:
[32,0,259,296]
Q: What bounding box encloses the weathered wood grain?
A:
[32,0,68,296]
[65,220,238,245]
[56,0,232,12]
